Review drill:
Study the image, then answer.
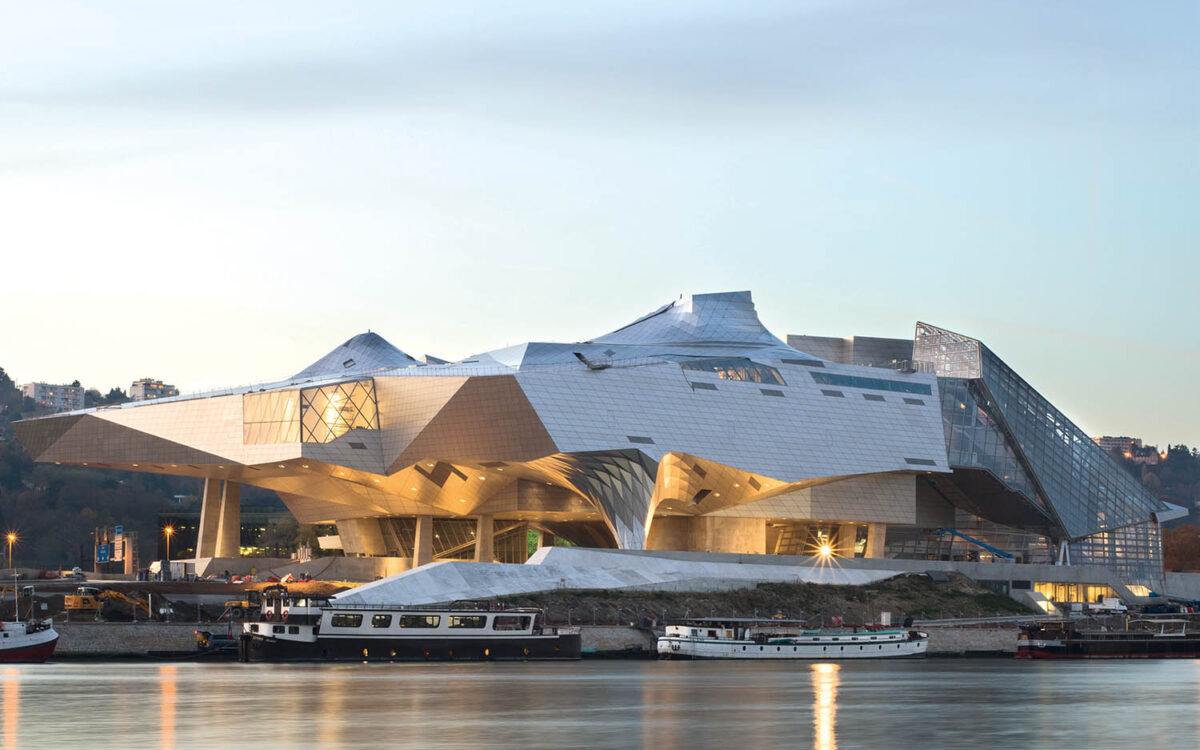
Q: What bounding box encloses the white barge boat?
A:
[657,618,928,660]
[238,585,581,662]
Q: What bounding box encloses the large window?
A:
[810,371,932,396]
[679,358,785,386]
[330,614,363,628]
[447,615,487,629]
[300,379,379,444]
[398,615,440,628]
[243,390,301,444]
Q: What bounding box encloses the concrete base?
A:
[191,556,412,582]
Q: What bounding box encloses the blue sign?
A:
[114,525,123,535]
[96,544,111,563]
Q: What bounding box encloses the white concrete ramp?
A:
[333,548,900,605]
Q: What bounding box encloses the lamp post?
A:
[6,533,14,569]
[164,526,174,561]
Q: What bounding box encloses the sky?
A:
[1,1,1196,446]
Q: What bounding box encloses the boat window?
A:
[399,615,440,628]
[708,630,717,637]
[330,614,363,628]
[288,626,299,634]
[273,625,284,634]
[371,614,393,628]
[448,616,487,629]
[492,615,531,631]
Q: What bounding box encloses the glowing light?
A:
[818,544,833,558]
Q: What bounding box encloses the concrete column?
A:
[195,478,223,558]
[538,529,556,549]
[865,523,887,559]
[337,518,387,556]
[474,515,494,562]
[413,515,434,567]
[214,481,241,558]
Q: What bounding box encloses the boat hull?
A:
[0,632,58,663]
[1016,637,1200,659]
[239,632,582,663]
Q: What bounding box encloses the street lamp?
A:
[164,526,174,560]
[5,533,14,569]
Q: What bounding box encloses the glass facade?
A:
[243,390,301,444]
[300,379,379,444]
[809,371,932,396]
[679,358,785,385]
[937,378,1044,510]
[914,322,1169,589]
[1068,520,1163,589]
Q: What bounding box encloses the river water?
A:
[3,659,1197,749]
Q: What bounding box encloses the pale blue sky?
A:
[1,1,1196,445]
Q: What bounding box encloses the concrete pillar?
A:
[474,515,494,562]
[865,523,887,559]
[336,518,387,557]
[213,481,241,558]
[413,515,434,567]
[538,529,556,549]
[196,478,223,558]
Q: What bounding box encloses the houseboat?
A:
[238,586,580,662]
[1016,618,1200,659]
[657,618,928,660]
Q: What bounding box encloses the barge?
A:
[238,586,580,662]
[657,617,928,660]
[1016,618,1200,659]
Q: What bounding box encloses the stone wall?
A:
[579,625,656,656]
[925,627,1016,656]
[54,622,217,657]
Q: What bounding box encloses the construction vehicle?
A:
[64,586,158,621]
[222,589,264,621]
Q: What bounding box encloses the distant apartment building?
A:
[1093,436,1142,454]
[130,378,180,402]
[1093,436,1162,465]
[21,382,85,413]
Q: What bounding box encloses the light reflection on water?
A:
[0,659,1199,749]
[811,663,839,750]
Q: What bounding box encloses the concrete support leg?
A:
[337,518,388,557]
[196,478,223,558]
[214,481,241,559]
[865,523,887,559]
[538,529,556,549]
[414,515,434,567]
[474,515,494,562]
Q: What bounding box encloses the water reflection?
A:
[159,665,177,750]
[811,663,840,750]
[2,668,18,750]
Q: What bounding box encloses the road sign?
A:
[96,544,111,563]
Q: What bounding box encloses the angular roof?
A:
[292,332,420,380]
[590,291,786,348]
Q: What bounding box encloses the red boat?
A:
[0,619,58,662]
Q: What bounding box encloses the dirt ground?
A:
[498,572,1032,626]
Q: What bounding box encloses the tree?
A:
[1163,525,1200,572]
[102,388,129,405]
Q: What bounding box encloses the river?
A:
[2,659,1197,749]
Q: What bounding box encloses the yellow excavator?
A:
[64,586,157,621]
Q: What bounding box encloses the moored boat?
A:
[0,620,58,663]
[657,618,928,660]
[238,586,580,662]
[1016,618,1200,659]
